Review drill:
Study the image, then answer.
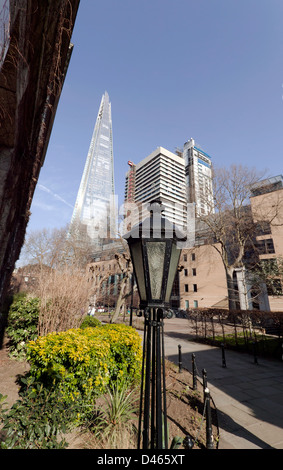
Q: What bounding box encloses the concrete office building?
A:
[124,147,187,231]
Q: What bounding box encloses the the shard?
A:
[69,91,116,249]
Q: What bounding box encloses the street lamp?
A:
[123,200,186,449]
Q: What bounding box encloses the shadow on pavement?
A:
[166,340,283,449]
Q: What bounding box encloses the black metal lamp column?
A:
[123,200,186,450]
[140,306,169,449]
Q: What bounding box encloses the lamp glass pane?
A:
[146,241,166,300]
[130,242,147,301]
[165,243,181,303]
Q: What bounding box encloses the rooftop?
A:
[250,175,283,197]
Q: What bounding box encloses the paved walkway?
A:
[161,318,283,449]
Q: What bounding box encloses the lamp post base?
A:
[138,307,168,449]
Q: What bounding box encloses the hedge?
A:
[79,315,102,329]
[6,294,39,359]
[26,324,142,404]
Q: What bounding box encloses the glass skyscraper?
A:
[69,91,115,248]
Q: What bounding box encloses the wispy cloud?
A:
[32,201,55,211]
[38,184,73,209]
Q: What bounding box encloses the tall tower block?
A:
[70,92,115,247]
[183,138,214,217]
[124,147,187,230]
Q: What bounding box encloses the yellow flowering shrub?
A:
[26,324,142,404]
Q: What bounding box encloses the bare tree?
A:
[21,226,69,269]
[35,266,92,336]
[199,164,267,309]
[111,252,133,323]
[87,241,136,323]
[19,225,96,335]
[65,221,96,268]
[21,223,95,270]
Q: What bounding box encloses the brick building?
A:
[179,176,283,312]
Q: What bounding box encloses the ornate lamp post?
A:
[123,200,185,449]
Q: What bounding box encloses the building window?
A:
[185,300,189,309]
[192,268,196,276]
[183,254,187,262]
[184,269,188,276]
[194,300,198,308]
[184,284,189,292]
[191,253,195,261]
[193,284,197,292]
[257,238,275,254]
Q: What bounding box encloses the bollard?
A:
[253,341,258,365]
[202,368,207,400]
[192,353,197,390]
[183,436,194,449]
[178,344,182,373]
[204,387,214,449]
[221,343,227,368]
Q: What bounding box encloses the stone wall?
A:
[0,0,80,344]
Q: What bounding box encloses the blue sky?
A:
[28,0,283,234]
